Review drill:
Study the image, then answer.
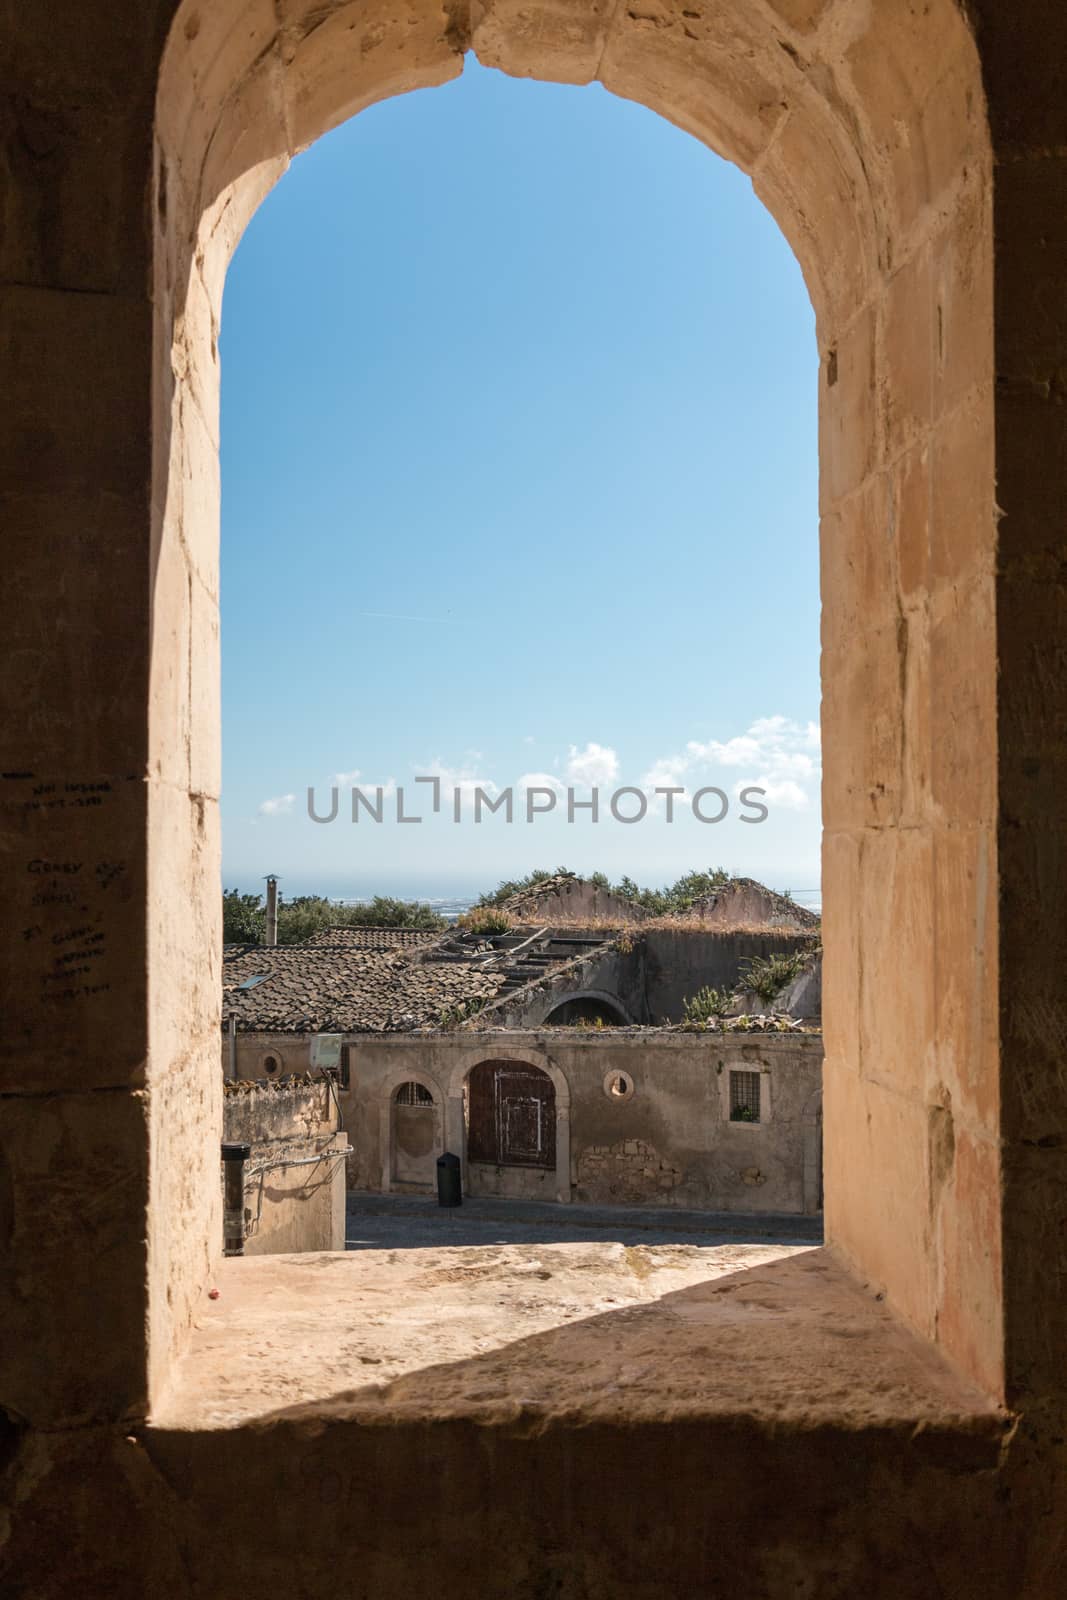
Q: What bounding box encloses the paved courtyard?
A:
[345,1191,822,1251]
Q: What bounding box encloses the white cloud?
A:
[566,742,619,788]
[329,771,397,804]
[258,793,295,817]
[423,760,498,800]
[516,771,567,798]
[643,717,821,813]
[733,775,811,812]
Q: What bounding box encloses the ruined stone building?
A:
[223,903,824,1213]
[2,2,1065,1596]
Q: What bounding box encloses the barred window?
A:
[729,1070,761,1123]
[395,1080,434,1106]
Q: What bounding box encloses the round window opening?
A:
[604,1070,635,1102]
[262,1053,281,1076]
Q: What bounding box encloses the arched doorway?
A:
[387,1077,441,1191]
[467,1060,556,1172]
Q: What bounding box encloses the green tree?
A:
[221,890,446,945]
[222,889,265,944]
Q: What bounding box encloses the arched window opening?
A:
[139,0,1007,1428]
[395,1080,434,1107]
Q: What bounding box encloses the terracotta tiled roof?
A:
[302,925,444,951]
[222,936,504,1033]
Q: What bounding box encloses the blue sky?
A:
[220,57,820,902]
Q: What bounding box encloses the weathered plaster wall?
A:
[339,1029,822,1214]
[224,1029,314,1081]
[641,929,817,1023]
[222,1080,335,1144]
[222,1082,346,1255]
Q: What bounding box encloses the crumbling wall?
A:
[500,876,646,924]
[222,1081,346,1255]
[683,878,819,930]
[483,928,821,1028]
[489,939,647,1027]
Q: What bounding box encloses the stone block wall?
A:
[576,1138,684,1203]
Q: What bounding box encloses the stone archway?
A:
[114,0,1004,1406]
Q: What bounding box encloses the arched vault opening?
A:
[151,0,1000,1402]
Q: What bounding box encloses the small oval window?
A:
[603,1070,634,1102]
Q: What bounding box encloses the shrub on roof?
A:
[476,865,737,916]
[681,984,736,1024]
[477,867,564,907]
[738,949,813,1003]
[455,906,513,935]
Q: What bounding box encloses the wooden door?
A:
[467,1060,555,1169]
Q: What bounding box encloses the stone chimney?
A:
[264,874,279,948]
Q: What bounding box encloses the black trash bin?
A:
[436,1151,462,1208]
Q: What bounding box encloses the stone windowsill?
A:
[150,1243,1004,1454]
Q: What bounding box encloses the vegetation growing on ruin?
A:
[730,1101,760,1123]
[437,996,488,1028]
[478,865,734,914]
[455,906,513,935]
[681,985,736,1024]
[738,949,813,1003]
[610,867,734,914]
[222,889,447,944]
[477,867,575,906]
